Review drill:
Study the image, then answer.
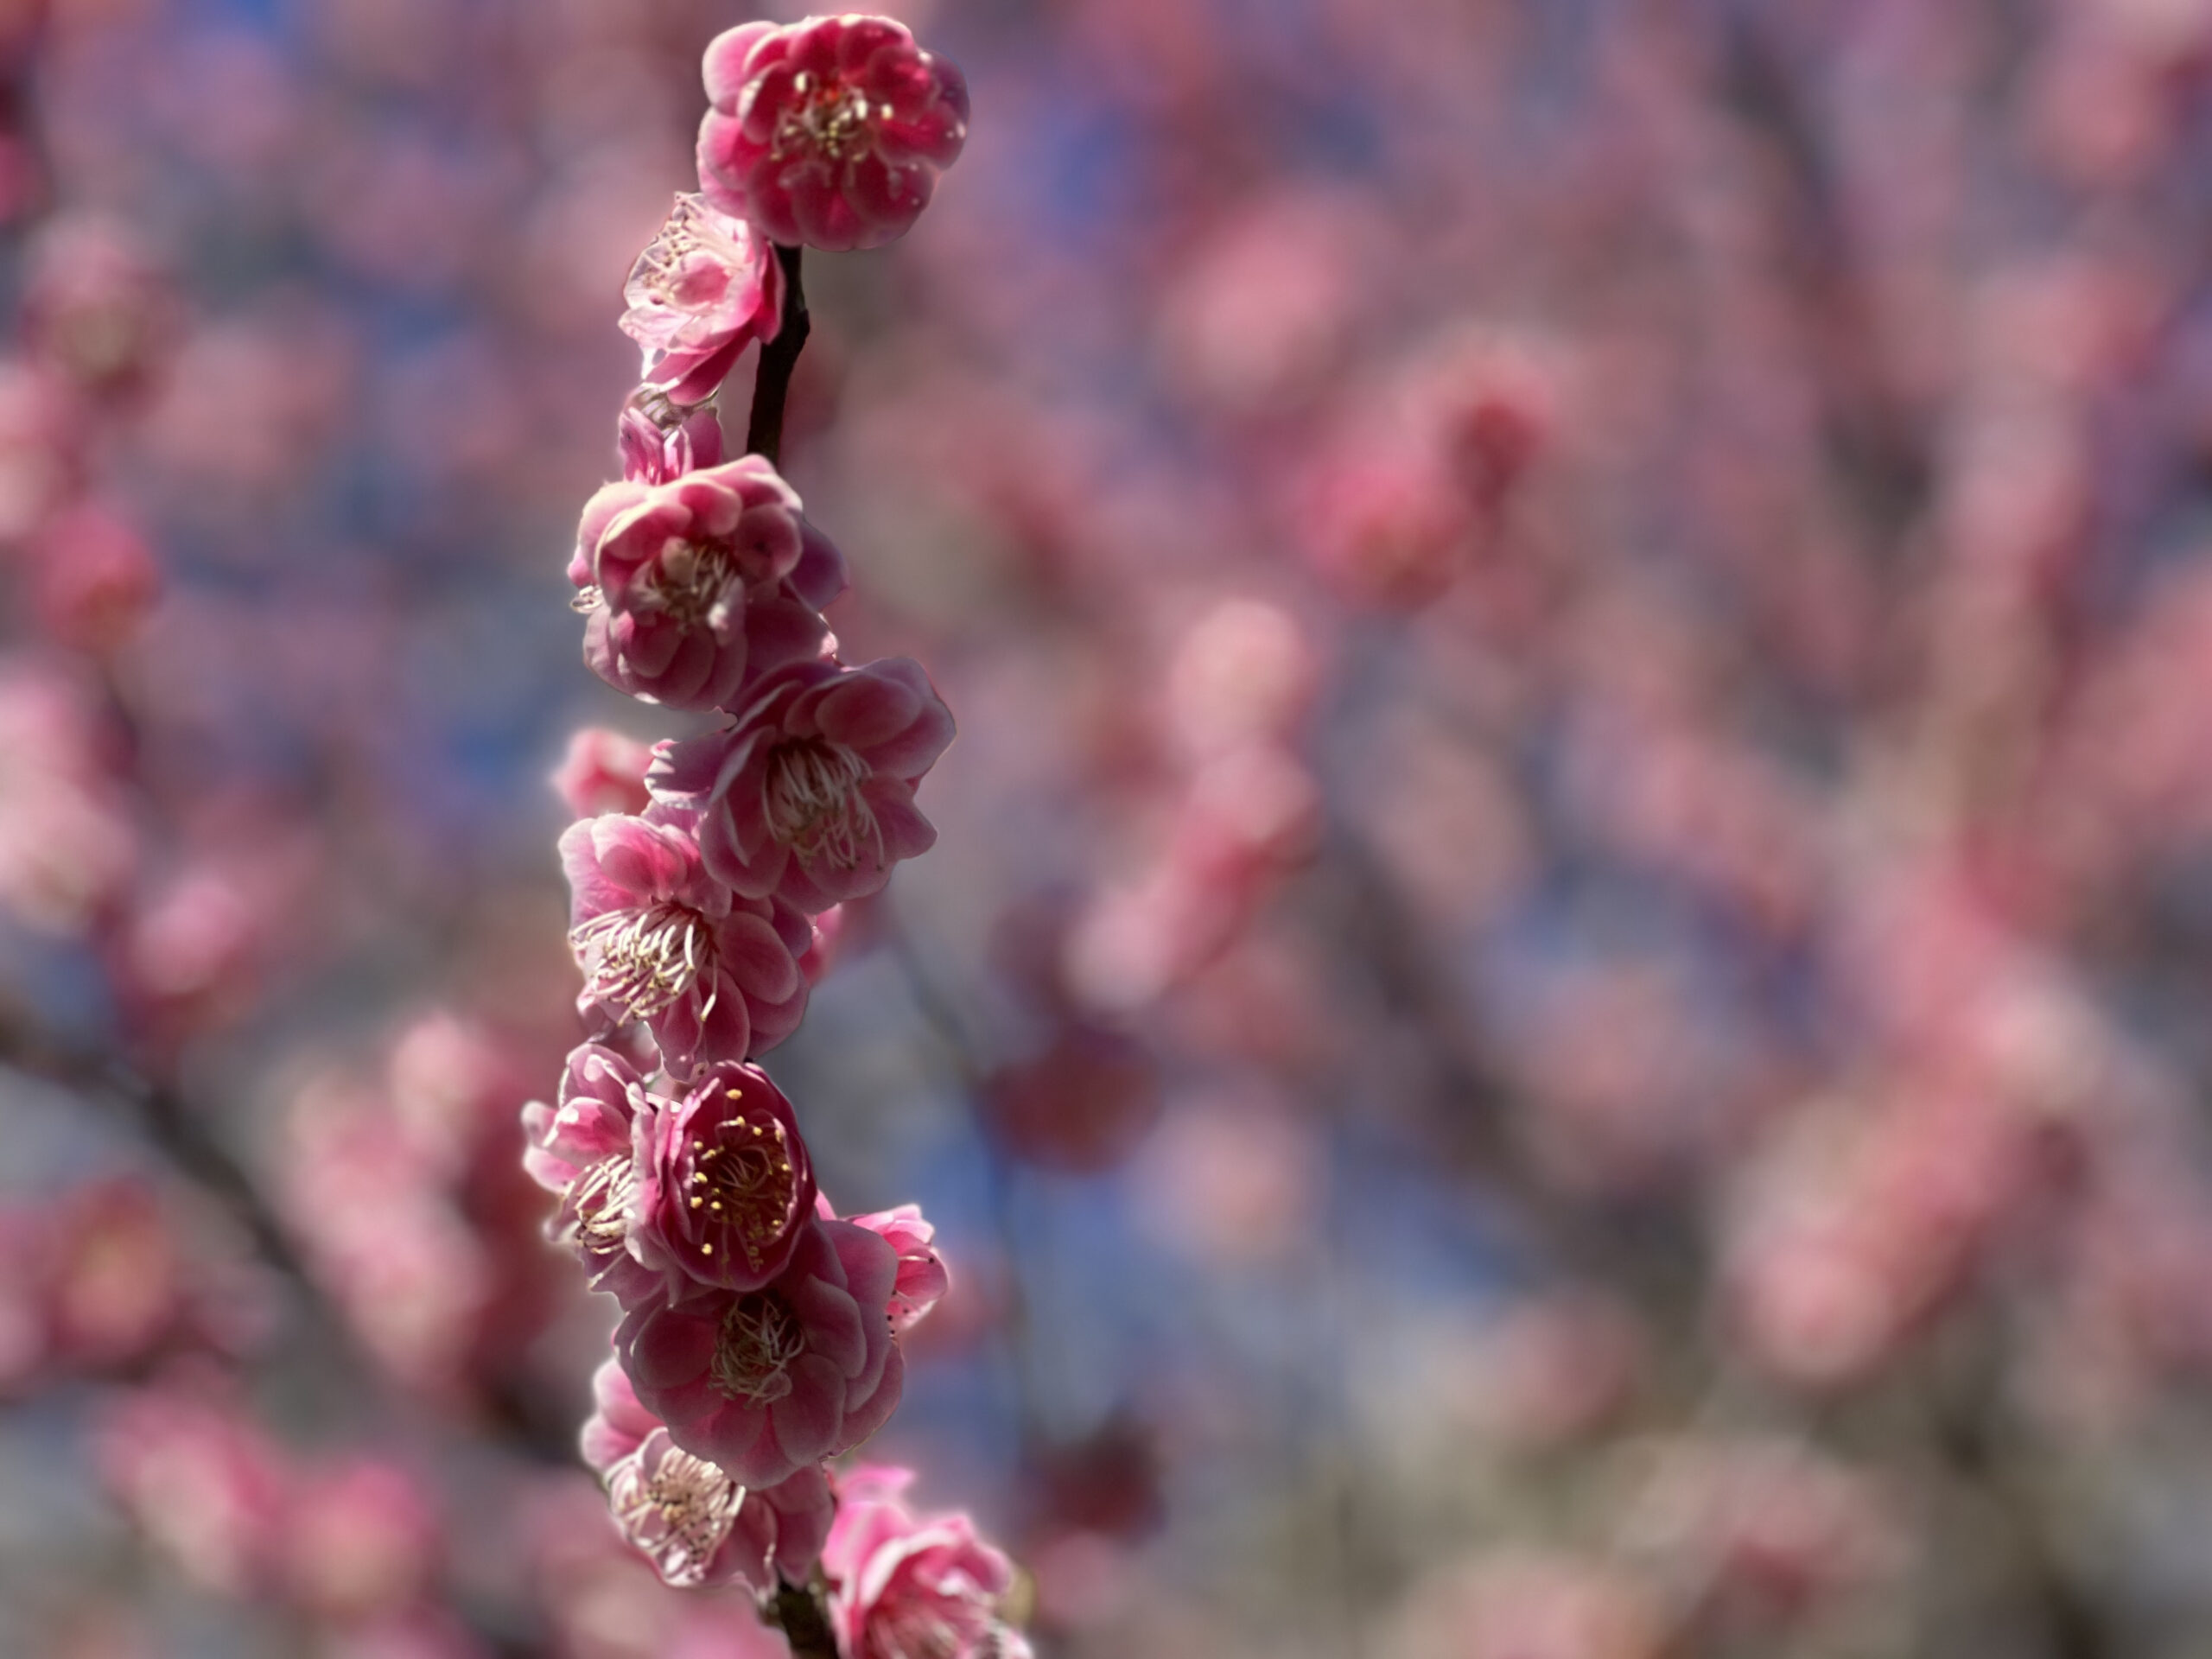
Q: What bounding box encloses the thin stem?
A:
[747,244,811,466]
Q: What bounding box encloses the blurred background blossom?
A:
[3,0,2212,1655]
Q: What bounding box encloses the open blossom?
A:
[561,813,810,1074]
[632,1059,816,1297]
[615,1217,902,1488]
[581,1358,833,1590]
[519,1042,660,1305]
[571,457,830,710]
[823,1466,1033,1659]
[650,657,954,913]
[620,195,785,407]
[696,16,969,252]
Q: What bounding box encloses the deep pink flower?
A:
[649,658,954,913]
[519,1042,660,1305]
[696,16,969,252]
[823,1465,1033,1659]
[614,1217,901,1488]
[823,1198,949,1335]
[570,458,830,710]
[620,194,785,407]
[617,391,727,486]
[581,1358,833,1590]
[632,1058,817,1297]
[560,813,810,1074]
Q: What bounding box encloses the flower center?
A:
[710,1292,805,1404]
[571,901,711,1023]
[564,1152,637,1255]
[607,1441,746,1589]
[637,537,741,630]
[766,738,878,868]
[689,1104,799,1274]
[777,72,874,162]
[634,202,746,312]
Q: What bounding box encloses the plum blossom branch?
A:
[537,16,1022,1657]
[772,1579,842,1659]
[747,244,810,467]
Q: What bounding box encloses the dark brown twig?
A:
[772,1579,841,1659]
[746,244,811,466]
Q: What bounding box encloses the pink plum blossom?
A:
[97,1387,289,1599]
[823,1465,1033,1659]
[613,1217,902,1488]
[632,1058,817,1297]
[1162,598,1319,763]
[696,16,969,251]
[41,1178,185,1370]
[281,1458,442,1623]
[581,1358,833,1590]
[560,813,810,1073]
[25,502,160,652]
[823,1198,949,1334]
[648,657,954,913]
[570,457,830,710]
[283,1074,495,1397]
[0,658,135,934]
[19,215,177,402]
[550,728,654,819]
[519,1042,660,1306]
[617,390,726,485]
[620,194,785,407]
[1299,444,1473,611]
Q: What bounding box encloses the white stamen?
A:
[765,738,880,869]
[634,536,741,631]
[773,75,874,162]
[607,1442,747,1589]
[571,901,712,1022]
[709,1293,805,1404]
[563,1153,639,1255]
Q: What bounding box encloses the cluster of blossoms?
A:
[522,16,1025,1656]
[98,1382,484,1650]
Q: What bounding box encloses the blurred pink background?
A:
[3,0,2211,1655]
